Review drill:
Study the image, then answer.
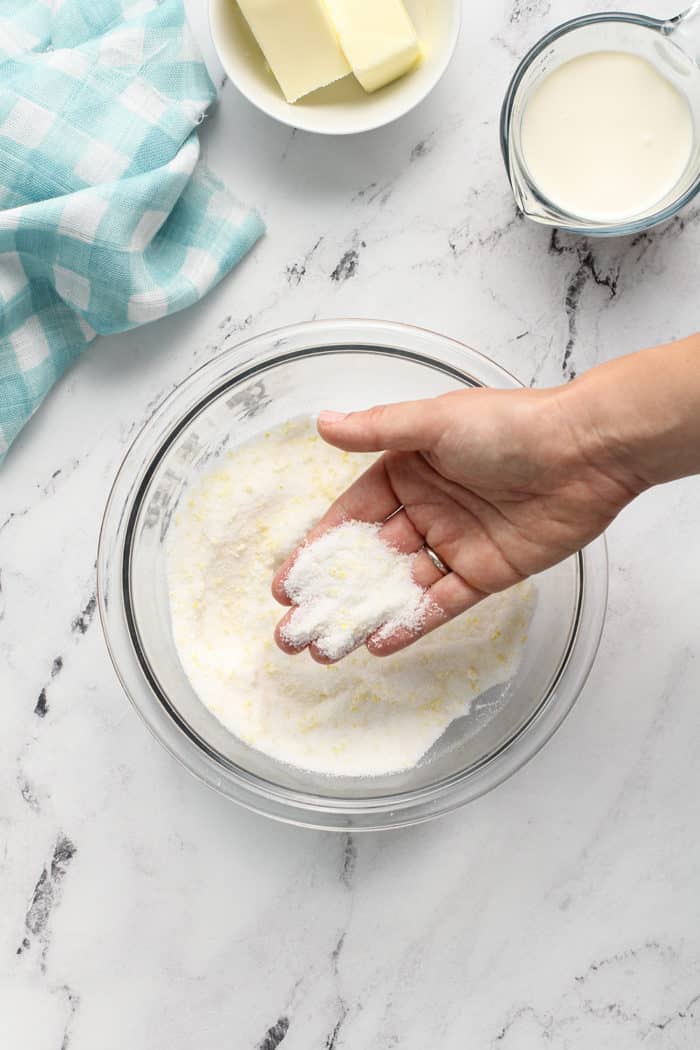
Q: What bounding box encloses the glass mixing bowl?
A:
[97,320,607,830]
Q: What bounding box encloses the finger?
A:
[318,399,445,453]
[274,607,345,663]
[308,642,339,665]
[367,572,487,657]
[274,610,359,664]
[377,507,423,553]
[377,509,445,589]
[411,548,448,590]
[271,456,400,604]
[273,609,306,653]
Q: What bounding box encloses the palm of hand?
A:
[383,443,621,601]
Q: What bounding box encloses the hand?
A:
[272,381,642,660]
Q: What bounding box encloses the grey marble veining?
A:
[2,1,700,1047]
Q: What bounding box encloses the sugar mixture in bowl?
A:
[166,417,534,777]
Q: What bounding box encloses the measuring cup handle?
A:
[666,2,700,63]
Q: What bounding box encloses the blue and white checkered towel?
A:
[0,0,264,461]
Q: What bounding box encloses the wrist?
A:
[556,334,700,490]
[557,370,650,496]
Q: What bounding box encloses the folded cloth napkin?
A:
[0,0,264,461]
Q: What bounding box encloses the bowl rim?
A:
[97,319,608,831]
[207,0,463,135]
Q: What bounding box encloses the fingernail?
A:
[318,410,347,425]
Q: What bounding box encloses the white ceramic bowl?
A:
[208,0,462,134]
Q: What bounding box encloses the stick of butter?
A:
[236,0,351,103]
[323,0,422,93]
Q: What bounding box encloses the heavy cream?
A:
[521,51,694,222]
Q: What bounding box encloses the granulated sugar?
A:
[166,416,535,777]
[282,521,431,659]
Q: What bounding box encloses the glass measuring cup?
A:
[500,5,700,236]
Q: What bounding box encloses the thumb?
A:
[317,399,443,453]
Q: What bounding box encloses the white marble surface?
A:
[2,1,700,1046]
